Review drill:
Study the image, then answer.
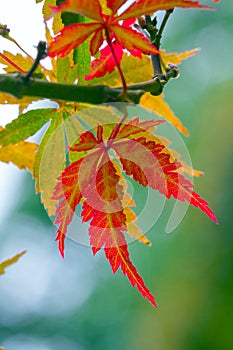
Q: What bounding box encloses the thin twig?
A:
[24,41,47,82]
[155,9,173,48]
[150,10,174,78]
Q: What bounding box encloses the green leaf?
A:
[0,108,57,146]
[0,251,26,275]
[56,56,78,84]
[73,40,91,84]
[33,110,66,215]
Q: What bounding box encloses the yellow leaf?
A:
[124,208,151,246]
[90,53,153,86]
[0,51,33,73]
[161,48,200,67]
[0,141,37,172]
[0,92,40,114]
[140,93,189,136]
[0,251,26,275]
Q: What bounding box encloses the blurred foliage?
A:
[0,2,233,350]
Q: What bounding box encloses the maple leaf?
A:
[111,136,217,223]
[116,0,212,21]
[85,42,124,81]
[85,19,142,81]
[52,117,217,306]
[54,137,157,306]
[47,0,160,58]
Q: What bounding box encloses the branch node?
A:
[23,41,47,82]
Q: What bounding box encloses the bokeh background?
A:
[0,1,232,349]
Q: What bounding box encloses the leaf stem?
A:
[0,52,26,74]
[105,29,127,97]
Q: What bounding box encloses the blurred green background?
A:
[0,1,232,349]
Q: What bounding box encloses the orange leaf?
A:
[48,0,164,58]
[48,23,102,58]
[117,0,212,21]
[49,0,104,22]
[110,24,159,54]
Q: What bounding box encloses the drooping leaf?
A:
[52,118,217,306]
[0,251,26,275]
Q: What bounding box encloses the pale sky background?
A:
[0,0,45,223]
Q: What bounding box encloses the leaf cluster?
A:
[0,0,219,306]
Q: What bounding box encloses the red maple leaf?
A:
[85,41,124,81]
[47,0,210,58]
[52,118,217,306]
[85,19,142,80]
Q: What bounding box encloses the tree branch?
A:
[0,71,176,105]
